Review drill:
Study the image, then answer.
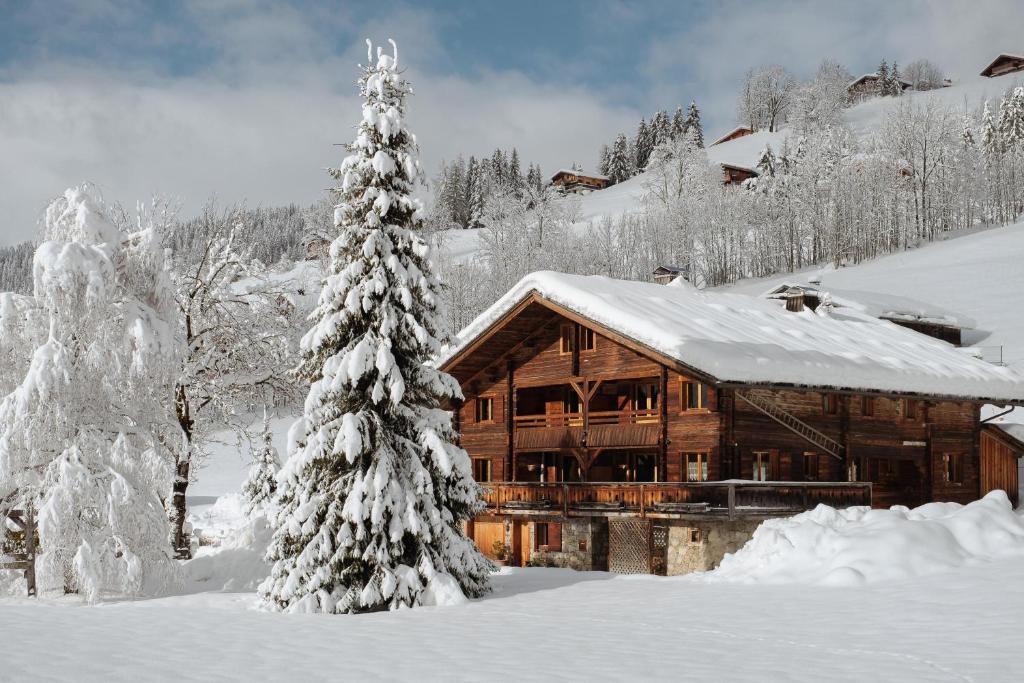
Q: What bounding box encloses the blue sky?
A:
[1,0,1022,243]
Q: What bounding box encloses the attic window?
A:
[682,381,708,411]
[580,327,596,352]
[942,453,963,484]
[559,324,574,355]
[902,399,920,421]
[476,397,494,423]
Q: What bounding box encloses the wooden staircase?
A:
[735,390,845,461]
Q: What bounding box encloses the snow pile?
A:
[185,495,272,593]
[703,491,1024,586]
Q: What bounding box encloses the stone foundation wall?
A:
[665,520,760,575]
[528,518,608,571]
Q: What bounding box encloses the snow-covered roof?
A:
[764,283,976,330]
[848,73,912,89]
[440,271,1024,403]
[550,169,608,181]
[980,53,1024,77]
[710,126,753,147]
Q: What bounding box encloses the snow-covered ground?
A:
[3,546,1024,681]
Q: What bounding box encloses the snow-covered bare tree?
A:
[0,185,181,601]
[260,39,490,614]
[903,59,945,91]
[738,66,795,132]
[168,203,297,558]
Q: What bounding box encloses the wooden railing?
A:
[480,481,872,519]
[513,408,659,429]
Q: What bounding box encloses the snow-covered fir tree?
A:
[876,59,890,96]
[685,101,704,147]
[0,185,181,601]
[607,133,633,184]
[260,39,491,614]
[242,409,281,517]
[671,106,686,139]
[634,118,654,171]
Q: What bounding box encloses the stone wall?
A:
[529,518,608,571]
[665,520,760,575]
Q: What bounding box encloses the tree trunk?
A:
[170,383,194,559]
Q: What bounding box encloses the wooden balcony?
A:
[513,409,661,450]
[479,481,872,520]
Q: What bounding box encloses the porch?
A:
[480,480,873,520]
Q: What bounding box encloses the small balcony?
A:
[479,481,873,520]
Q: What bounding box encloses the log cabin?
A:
[549,169,610,194]
[720,163,758,186]
[847,73,912,103]
[439,271,1024,574]
[980,53,1024,78]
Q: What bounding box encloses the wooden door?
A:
[516,522,530,567]
[472,521,505,559]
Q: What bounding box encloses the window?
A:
[535,523,561,551]
[682,381,708,411]
[861,396,875,417]
[752,451,772,481]
[847,460,859,482]
[803,452,819,481]
[902,399,920,421]
[472,458,492,482]
[632,382,660,422]
[942,453,963,484]
[685,452,709,482]
[559,324,575,355]
[688,528,702,544]
[563,390,581,414]
[822,393,838,415]
[580,327,596,352]
[475,397,494,423]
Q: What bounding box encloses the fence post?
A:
[25,505,36,598]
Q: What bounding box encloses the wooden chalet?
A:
[550,169,610,194]
[847,73,912,103]
[721,163,758,186]
[440,272,1024,575]
[980,53,1024,78]
[710,126,754,147]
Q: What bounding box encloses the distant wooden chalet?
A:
[710,126,754,147]
[550,169,610,194]
[847,73,912,102]
[764,283,975,346]
[980,53,1024,78]
[304,235,331,261]
[652,265,689,286]
[440,272,1024,575]
[721,163,758,186]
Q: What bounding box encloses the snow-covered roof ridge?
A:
[763,282,977,330]
[550,168,608,180]
[440,271,1024,404]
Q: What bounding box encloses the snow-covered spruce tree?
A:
[242,409,281,517]
[0,186,180,601]
[260,39,491,614]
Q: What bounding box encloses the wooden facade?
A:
[445,290,1021,568]
[550,170,610,193]
[721,163,758,186]
[980,425,1023,507]
[710,126,754,147]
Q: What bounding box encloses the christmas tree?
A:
[259,39,491,614]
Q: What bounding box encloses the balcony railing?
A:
[479,481,872,519]
[512,408,662,450]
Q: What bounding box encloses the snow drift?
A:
[701,491,1024,586]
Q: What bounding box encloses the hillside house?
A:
[980,53,1024,78]
[710,126,754,147]
[550,169,610,194]
[763,283,975,346]
[847,73,912,102]
[440,272,1024,575]
[721,163,758,185]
